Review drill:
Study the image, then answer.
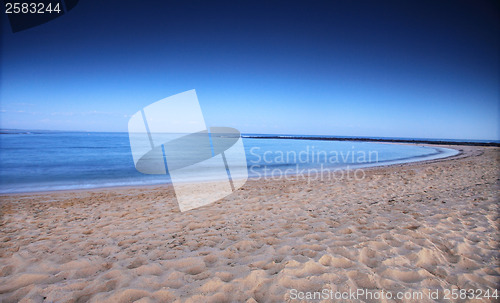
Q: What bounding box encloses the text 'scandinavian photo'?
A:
[0,0,499,302]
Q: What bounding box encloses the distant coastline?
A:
[243,134,500,147]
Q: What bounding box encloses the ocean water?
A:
[0,132,459,193]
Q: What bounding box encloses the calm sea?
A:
[0,131,459,193]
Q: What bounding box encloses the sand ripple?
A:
[0,146,499,302]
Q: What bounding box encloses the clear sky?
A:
[1,0,499,140]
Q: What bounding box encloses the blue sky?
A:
[1,0,498,140]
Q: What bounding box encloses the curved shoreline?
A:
[0,143,467,196]
[245,145,461,183]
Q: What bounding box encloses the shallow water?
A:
[0,132,458,193]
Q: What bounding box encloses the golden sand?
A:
[1,145,498,302]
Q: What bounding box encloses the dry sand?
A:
[0,145,499,302]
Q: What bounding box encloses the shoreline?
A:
[0,143,462,197]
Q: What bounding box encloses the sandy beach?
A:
[0,145,498,302]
